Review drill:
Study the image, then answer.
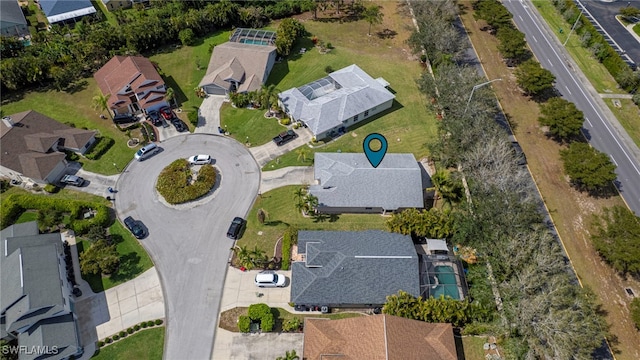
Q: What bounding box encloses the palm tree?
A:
[232,245,253,269]
[293,187,306,203]
[429,169,463,208]
[363,5,384,36]
[296,147,310,162]
[92,93,112,119]
[259,84,280,114]
[276,350,300,360]
[250,246,268,268]
[165,87,176,107]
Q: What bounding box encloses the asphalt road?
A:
[115,134,260,360]
[578,0,640,66]
[504,0,640,215]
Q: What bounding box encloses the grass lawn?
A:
[218,306,363,332]
[460,5,640,359]
[78,219,154,292]
[91,327,164,360]
[254,4,433,170]
[531,0,621,93]
[461,336,490,360]
[236,186,387,255]
[219,103,286,146]
[635,23,640,37]
[15,210,38,224]
[1,78,136,175]
[606,98,640,148]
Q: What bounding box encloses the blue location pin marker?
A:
[363,133,388,168]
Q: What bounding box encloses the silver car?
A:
[188,154,211,165]
[61,174,85,186]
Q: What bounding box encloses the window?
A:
[364,110,369,117]
[353,114,359,122]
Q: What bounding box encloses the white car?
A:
[188,154,211,165]
[254,271,286,288]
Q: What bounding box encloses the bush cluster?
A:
[242,303,275,333]
[282,317,301,332]
[141,122,156,143]
[85,136,115,161]
[0,193,110,233]
[238,315,251,333]
[187,111,199,127]
[552,0,639,92]
[43,184,59,193]
[100,319,164,346]
[156,159,218,204]
[280,227,298,270]
[279,118,291,126]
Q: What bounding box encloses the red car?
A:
[159,106,174,121]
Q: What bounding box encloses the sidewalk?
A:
[259,166,314,193]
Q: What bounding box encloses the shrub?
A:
[155,319,163,325]
[324,65,334,74]
[326,42,333,49]
[134,324,141,331]
[633,93,640,106]
[147,321,155,327]
[260,313,275,332]
[112,334,119,341]
[97,341,104,348]
[156,159,218,204]
[140,125,149,144]
[105,337,112,344]
[292,122,300,129]
[248,303,271,320]
[631,298,640,330]
[282,317,301,332]
[238,315,251,333]
[85,136,115,160]
[127,327,134,334]
[119,331,126,337]
[280,118,291,125]
[179,28,195,46]
[187,111,199,127]
[43,184,59,193]
[281,227,297,270]
[141,322,148,328]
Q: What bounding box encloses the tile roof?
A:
[291,231,420,306]
[310,153,424,211]
[278,64,395,136]
[94,55,166,111]
[1,111,95,181]
[199,41,276,92]
[303,314,457,360]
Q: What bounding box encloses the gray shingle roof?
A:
[278,64,395,136]
[310,153,424,211]
[291,230,420,306]
[39,0,96,23]
[19,313,81,360]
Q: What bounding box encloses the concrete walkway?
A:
[599,93,634,99]
[250,129,313,167]
[196,95,226,134]
[259,166,314,194]
[213,268,306,360]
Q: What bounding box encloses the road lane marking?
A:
[611,155,618,166]
[519,15,524,21]
[565,85,572,95]
[532,35,537,43]
[586,118,593,127]
[517,1,640,179]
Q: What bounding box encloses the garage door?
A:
[203,85,226,96]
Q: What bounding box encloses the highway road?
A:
[504,0,640,215]
[115,134,260,360]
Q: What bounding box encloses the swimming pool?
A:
[432,265,460,300]
[239,39,269,46]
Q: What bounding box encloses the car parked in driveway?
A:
[159,106,175,121]
[254,271,286,288]
[123,216,145,239]
[113,113,138,124]
[272,130,297,146]
[172,118,187,132]
[60,174,86,186]
[188,155,211,165]
[226,217,245,239]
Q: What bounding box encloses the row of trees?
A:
[385,208,454,239]
[410,0,607,357]
[0,0,314,92]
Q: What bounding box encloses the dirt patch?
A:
[460,5,640,359]
[218,307,248,332]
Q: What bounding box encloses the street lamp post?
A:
[113,162,120,172]
[464,78,502,114]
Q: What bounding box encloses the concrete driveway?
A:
[115,134,260,360]
[250,129,313,167]
[196,95,226,134]
[259,166,314,194]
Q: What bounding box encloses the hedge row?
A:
[553,0,638,92]
[0,193,110,233]
[280,227,298,270]
[156,159,217,204]
[98,319,164,347]
[141,122,157,143]
[85,136,115,161]
[239,304,274,333]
